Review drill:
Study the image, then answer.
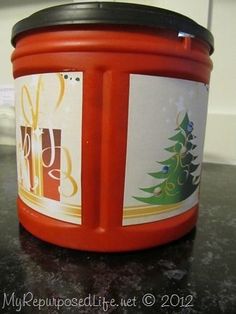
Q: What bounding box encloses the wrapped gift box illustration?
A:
[16,73,82,224]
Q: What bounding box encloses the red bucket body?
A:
[12,4,213,252]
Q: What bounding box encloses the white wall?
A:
[204,0,236,165]
[0,0,235,164]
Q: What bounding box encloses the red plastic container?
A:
[11,2,214,252]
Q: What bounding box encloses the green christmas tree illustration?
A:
[134,112,200,205]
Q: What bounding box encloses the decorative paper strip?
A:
[123,74,209,226]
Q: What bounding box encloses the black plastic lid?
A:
[11,1,214,54]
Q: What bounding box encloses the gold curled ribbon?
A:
[21,73,65,129]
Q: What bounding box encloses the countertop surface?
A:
[0,145,235,314]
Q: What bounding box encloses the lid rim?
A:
[11,1,214,54]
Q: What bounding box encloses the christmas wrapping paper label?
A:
[123,74,209,226]
[15,72,82,224]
